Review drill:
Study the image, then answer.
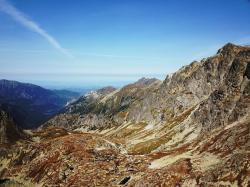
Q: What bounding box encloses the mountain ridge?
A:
[0,79,81,129]
[45,43,250,136]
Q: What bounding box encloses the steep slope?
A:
[1,121,249,186]
[52,89,81,104]
[43,79,161,130]
[0,128,149,186]
[0,108,26,145]
[0,80,80,129]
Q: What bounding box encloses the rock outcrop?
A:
[0,108,26,144]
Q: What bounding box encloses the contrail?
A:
[0,0,73,58]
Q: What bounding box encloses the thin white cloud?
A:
[0,0,73,58]
[72,51,166,61]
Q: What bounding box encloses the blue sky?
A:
[0,0,250,88]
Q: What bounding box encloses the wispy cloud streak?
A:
[72,51,166,61]
[0,0,73,58]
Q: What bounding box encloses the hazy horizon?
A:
[0,73,166,90]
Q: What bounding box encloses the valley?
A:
[0,80,82,129]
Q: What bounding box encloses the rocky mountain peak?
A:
[96,86,117,95]
[217,43,250,55]
[134,77,160,86]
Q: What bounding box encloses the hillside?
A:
[0,43,249,186]
[0,80,80,129]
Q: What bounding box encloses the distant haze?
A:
[0,73,165,90]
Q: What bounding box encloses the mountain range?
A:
[0,43,249,186]
[0,79,81,129]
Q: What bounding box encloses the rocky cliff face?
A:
[0,108,26,144]
[1,43,250,186]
